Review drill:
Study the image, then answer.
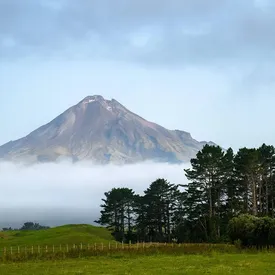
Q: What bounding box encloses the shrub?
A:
[228,214,275,248]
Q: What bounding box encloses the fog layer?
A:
[0,161,189,228]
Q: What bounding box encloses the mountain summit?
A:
[0,95,215,164]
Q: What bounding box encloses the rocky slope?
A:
[0,95,215,164]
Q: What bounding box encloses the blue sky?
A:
[1,0,275,150]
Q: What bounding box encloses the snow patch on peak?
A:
[81,95,105,105]
[82,100,95,105]
[80,95,115,112]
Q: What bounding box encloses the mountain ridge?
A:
[0,95,215,164]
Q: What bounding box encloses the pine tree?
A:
[96,144,275,244]
[141,179,178,242]
[184,145,226,241]
[258,144,275,216]
[234,148,260,215]
[95,187,135,242]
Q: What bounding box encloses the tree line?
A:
[96,144,275,244]
[2,222,50,231]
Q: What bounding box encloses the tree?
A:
[184,145,226,241]
[95,143,275,244]
[140,178,179,242]
[135,194,148,242]
[95,187,136,242]
[234,148,261,216]
[2,227,13,231]
[228,214,258,247]
[20,222,49,230]
[258,144,275,216]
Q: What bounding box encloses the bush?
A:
[228,214,275,248]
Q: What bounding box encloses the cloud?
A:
[1,0,275,66]
[0,161,189,228]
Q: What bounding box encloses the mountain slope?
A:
[0,95,214,164]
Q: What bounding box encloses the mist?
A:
[0,161,189,229]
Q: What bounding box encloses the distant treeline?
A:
[96,144,275,247]
[2,222,50,231]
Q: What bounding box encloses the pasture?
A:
[1,253,275,274]
[0,224,274,274]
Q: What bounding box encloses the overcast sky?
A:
[1,0,275,228]
[1,0,275,150]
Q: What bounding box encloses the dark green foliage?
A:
[2,227,13,231]
[96,179,181,243]
[141,179,179,242]
[228,214,258,247]
[183,145,227,241]
[228,214,275,248]
[96,143,275,245]
[2,222,50,232]
[20,222,50,231]
[95,188,136,242]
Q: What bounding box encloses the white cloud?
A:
[0,161,189,228]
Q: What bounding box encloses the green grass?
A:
[1,253,275,274]
[1,225,274,274]
[0,224,115,247]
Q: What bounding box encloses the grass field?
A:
[1,253,275,274]
[0,224,115,247]
[1,225,274,274]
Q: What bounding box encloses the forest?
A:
[96,144,275,247]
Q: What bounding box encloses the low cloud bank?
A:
[0,161,189,228]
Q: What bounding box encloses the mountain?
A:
[0,95,215,164]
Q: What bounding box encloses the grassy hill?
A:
[0,224,115,247]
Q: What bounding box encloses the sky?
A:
[0,0,275,227]
[1,0,275,151]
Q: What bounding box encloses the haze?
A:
[0,161,188,228]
